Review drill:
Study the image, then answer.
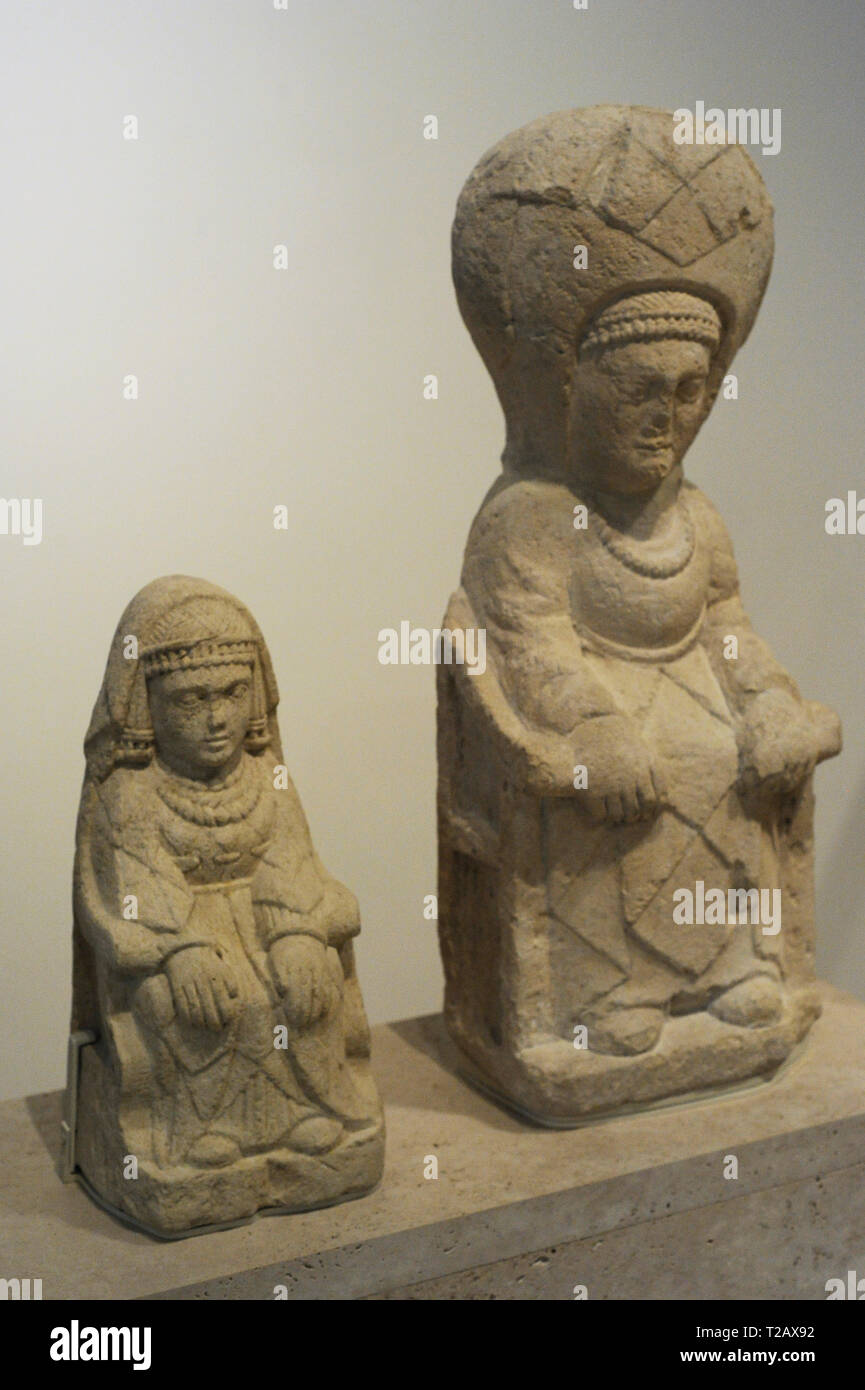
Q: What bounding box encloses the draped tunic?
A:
[75,751,366,1164]
[446,474,795,1018]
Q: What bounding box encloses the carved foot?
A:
[289,1116,343,1155]
[584,1006,665,1056]
[709,976,783,1028]
[186,1132,241,1167]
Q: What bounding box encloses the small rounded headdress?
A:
[83,576,282,782]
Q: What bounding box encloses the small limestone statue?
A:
[68,576,384,1235]
[437,106,842,1123]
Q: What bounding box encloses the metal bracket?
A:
[60,1029,97,1181]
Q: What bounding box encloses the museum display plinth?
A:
[2,982,864,1300]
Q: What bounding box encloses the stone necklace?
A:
[155,756,262,827]
[590,493,696,578]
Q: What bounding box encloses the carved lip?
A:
[636,438,673,452]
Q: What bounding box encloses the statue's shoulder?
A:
[253,753,310,838]
[87,765,160,836]
[468,475,575,550]
[247,750,276,787]
[685,481,732,545]
[684,481,739,598]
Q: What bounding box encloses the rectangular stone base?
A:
[2,981,864,1300]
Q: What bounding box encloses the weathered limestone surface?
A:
[371,1163,865,1301]
[3,984,864,1299]
[437,106,842,1120]
[68,576,383,1237]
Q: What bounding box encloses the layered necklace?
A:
[156,755,262,826]
[590,492,696,578]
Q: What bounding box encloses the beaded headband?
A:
[141,639,257,678]
[580,291,723,358]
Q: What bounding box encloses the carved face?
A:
[147,662,254,780]
[568,338,712,495]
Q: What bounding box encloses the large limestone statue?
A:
[67,576,384,1236]
[437,106,841,1124]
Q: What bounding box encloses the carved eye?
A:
[619,380,650,405]
[617,378,650,405]
[174,691,204,709]
[229,682,250,701]
[676,376,705,403]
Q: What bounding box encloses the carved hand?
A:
[269,935,335,1030]
[738,689,820,799]
[574,714,667,824]
[165,945,240,1032]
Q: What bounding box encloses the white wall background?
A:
[1,0,862,1100]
